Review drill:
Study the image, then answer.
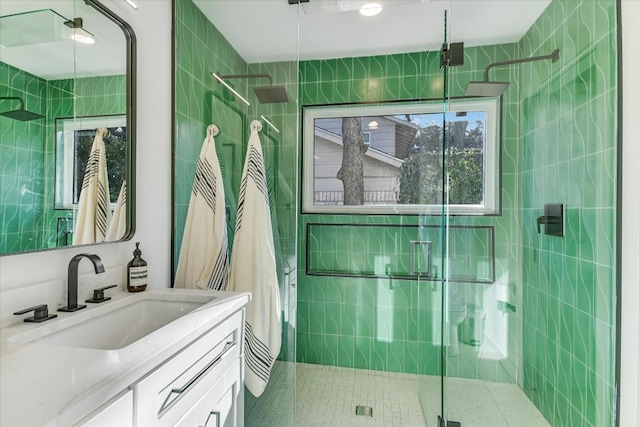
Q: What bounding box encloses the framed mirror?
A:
[0,0,136,255]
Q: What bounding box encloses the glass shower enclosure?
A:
[172,0,620,426]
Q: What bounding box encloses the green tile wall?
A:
[518,0,618,426]
[0,62,47,253]
[0,62,125,253]
[298,45,522,383]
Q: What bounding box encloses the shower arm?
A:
[0,96,26,109]
[214,73,274,86]
[482,48,560,81]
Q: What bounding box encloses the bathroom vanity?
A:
[0,289,250,427]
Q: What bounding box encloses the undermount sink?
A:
[9,292,216,350]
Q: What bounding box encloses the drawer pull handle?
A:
[159,341,234,416]
[201,410,221,427]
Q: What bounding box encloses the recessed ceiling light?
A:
[360,2,382,17]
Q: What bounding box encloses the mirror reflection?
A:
[0,0,133,255]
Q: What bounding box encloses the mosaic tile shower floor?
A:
[245,362,550,427]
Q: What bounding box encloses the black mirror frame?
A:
[86,0,137,242]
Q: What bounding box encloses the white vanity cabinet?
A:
[75,390,134,427]
[134,310,244,427]
[0,290,250,427]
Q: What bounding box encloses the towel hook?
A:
[96,127,110,138]
[207,124,220,137]
[250,120,262,132]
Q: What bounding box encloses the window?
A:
[302,98,500,215]
[55,115,127,209]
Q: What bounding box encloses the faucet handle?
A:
[14,304,57,323]
[86,284,117,303]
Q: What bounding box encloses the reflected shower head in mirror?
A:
[214,72,289,104]
[464,48,560,97]
[0,97,44,121]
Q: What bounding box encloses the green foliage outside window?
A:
[398,120,484,205]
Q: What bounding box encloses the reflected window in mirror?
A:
[55,115,126,210]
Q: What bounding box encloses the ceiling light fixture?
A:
[123,0,139,10]
[359,2,382,17]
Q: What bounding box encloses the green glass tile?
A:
[407,307,420,342]
[296,300,310,333]
[387,341,405,373]
[371,340,387,371]
[353,336,371,369]
[420,343,441,376]
[310,279,327,302]
[339,304,358,336]
[325,280,343,304]
[306,333,323,365]
[321,335,338,366]
[595,265,614,324]
[333,57,353,81]
[324,302,341,335]
[309,301,325,334]
[403,341,420,374]
[355,303,374,338]
[337,335,355,368]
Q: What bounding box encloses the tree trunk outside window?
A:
[337,117,366,205]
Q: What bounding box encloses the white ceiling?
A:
[0,0,126,80]
[195,0,551,64]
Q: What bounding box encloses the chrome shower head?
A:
[0,97,44,121]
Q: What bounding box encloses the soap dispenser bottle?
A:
[127,242,147,292]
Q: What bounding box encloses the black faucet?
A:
[59,253,105,312]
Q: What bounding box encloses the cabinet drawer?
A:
[75,390,133,427]
[175,358,241,427]
[134,310,243,427]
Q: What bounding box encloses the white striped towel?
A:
[74,127,111,245]
[106,180,127,241]
[229,120,281,398]
[175,125,230,291]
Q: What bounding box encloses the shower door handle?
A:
[409,240,432,277]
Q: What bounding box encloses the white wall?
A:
[0,0,172,328]
[620,1,640,425]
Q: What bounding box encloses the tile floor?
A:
[245,362,550,427]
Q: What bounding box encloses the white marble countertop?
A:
[0,288,250,427]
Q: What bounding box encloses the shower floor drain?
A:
[355,405,373,417]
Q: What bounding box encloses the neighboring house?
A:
[313,116,419,205]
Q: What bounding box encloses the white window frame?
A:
[302,98,500,215]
